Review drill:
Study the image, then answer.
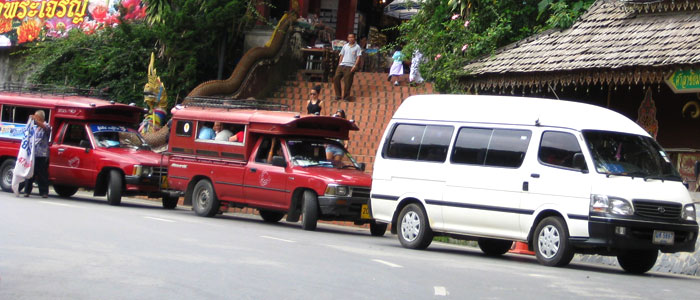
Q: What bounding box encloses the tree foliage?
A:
[395,0,595,93]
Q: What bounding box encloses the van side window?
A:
[175,120,193,137]
[539,131,586,170]
[451,127,531,168]
[255,137,283,164]
[385,124,453,162]
[2,105,50,124]
[62,124,88,147]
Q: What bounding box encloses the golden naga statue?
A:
[139,52,168,135]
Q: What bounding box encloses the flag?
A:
[12,119,36,195]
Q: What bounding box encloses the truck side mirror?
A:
[695,161,700,178]
[358,162,366,172]
[271,156,287,168]
[573,153,588,173]
[79,139,91,153]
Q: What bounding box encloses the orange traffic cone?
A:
[509,241,535,255]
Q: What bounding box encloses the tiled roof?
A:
[463,0,700,76]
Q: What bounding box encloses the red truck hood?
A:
[98,148,168,166]
[292,166,371,187]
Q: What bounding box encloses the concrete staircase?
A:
[266,71,434,172]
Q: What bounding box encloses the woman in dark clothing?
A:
[306,85,324,115]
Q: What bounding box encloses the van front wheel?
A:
[533,216,574,267]
[617,250,658,274]
[106,170,123,206]
[301,191,318,231]
[0,159,15,192]
[369,221,388,237]
[397,203,433,249]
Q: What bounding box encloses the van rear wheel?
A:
[617,250,658,274]
[478,238,513,256]
[0,159,15,192]
[106,170,123,206]
[397,203,433,249]
[533,216,574,267]
[192,180,219,217]
[53,185,79,198]
[301,191,318,231]
[260,210,285,223]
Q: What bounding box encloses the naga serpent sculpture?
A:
[187,10,298,98]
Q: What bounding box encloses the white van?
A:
[370,95,698,273]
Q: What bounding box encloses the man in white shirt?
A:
[213,122,232,141]
[333,34,362,100]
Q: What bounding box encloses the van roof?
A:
[0,92,144,111]
[395,94,649,136]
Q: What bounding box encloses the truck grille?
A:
[632,200,681,220]
[152,167,168,178]
[351,187,370,199]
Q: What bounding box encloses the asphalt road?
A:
[1,191,700,300]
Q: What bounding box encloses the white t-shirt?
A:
[339,43,362,67]
[215,129,233,141]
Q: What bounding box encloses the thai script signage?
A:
[666,69,700,93]
[0,0,145,47]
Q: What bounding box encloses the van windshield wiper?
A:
[643,174,682,182]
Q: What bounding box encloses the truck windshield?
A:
[582,130,681,181]
[90,124,147,149]
[286,138,361,170]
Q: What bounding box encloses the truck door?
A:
[243,136,289,210]
[50,123,97,187]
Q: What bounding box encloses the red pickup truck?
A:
[165,99,387,235]
[0,85,178,208]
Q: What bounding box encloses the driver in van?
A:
[267,137,283,164]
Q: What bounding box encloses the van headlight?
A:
[132,165,153,176]
[325,184,349,196]
[681,204,697,222]
[590,194,634,216]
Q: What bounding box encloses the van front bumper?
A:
[317,196,371,222]
[570,216,698,253]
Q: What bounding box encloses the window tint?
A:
[175,120,193,137]
[62,124,88,147]
[539,131,585,169]
[385,124,454,162]
[485,129,531,168]
[451,128,491,165]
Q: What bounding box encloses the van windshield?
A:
[582,130,680,181]
[286,138,360,170]
[90,124,147,149]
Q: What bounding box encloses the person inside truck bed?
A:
[198,122,215,140]
[213,122,232,142]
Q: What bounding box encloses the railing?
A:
[1,82,109,99]
[182,96,289,111]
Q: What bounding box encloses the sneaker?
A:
[387,74,392,82]
[394,81,399,86]
[41,194,48,198]
[23,194,29,197]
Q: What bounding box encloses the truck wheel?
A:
[533,216,574,267]
[301,191,318,231]
[478,238,513,256]
[106,170,123,206]
[162,195,179,209]
[53,185,79,198]
[617,250,658,274]
[0,159,15,192]
[259,210,285,223]
[397,203,433,249]
[369,221,388,237]
[192,180,219,217]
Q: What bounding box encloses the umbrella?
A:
[384,0,423,19]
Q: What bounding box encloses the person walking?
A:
[388,46,404,86]
[306,85,324,115]
[333,34,362,100]
[25,110,51,198]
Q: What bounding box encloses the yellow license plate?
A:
[161,175,169,189]
[361,204,371,219]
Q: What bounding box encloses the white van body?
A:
[371,95,698,273]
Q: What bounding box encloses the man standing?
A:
[25,110,51,198]
[333,33,362,100]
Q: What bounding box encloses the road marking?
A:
[434,286,449,296]
[372,259,402,268]
[144,216,176,223]
[260,236,295,243]
[39,201,76,207]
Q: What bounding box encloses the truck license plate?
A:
[653,230,674,245]
[361,204,371,219]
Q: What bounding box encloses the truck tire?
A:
[192,179,219,217]
[533,216,574,267]
[369,221,388,237]
[397,203,433,249]
[259,209,285,223]
[617,250,658,274]
[478,238,513,256]
[162,195,179,209]
[0,159,15,192]
[53,184,79,198]
[301,191,318,231]
[106,170,123,206]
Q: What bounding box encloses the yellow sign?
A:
[0,0,89,25]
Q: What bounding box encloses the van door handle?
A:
[530,173,540,178]
[250,168,257,173]
[522,181,529,191]
[57,148,65,154]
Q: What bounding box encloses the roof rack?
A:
[182,96,289,111]
[1,82,109,99]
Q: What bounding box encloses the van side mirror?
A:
[358,162,366,172]
[695,161,700,178]
[79,140,91,153]
[271,156,287,168]
[573,153,588,173]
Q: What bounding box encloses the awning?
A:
[384,0,423,19]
